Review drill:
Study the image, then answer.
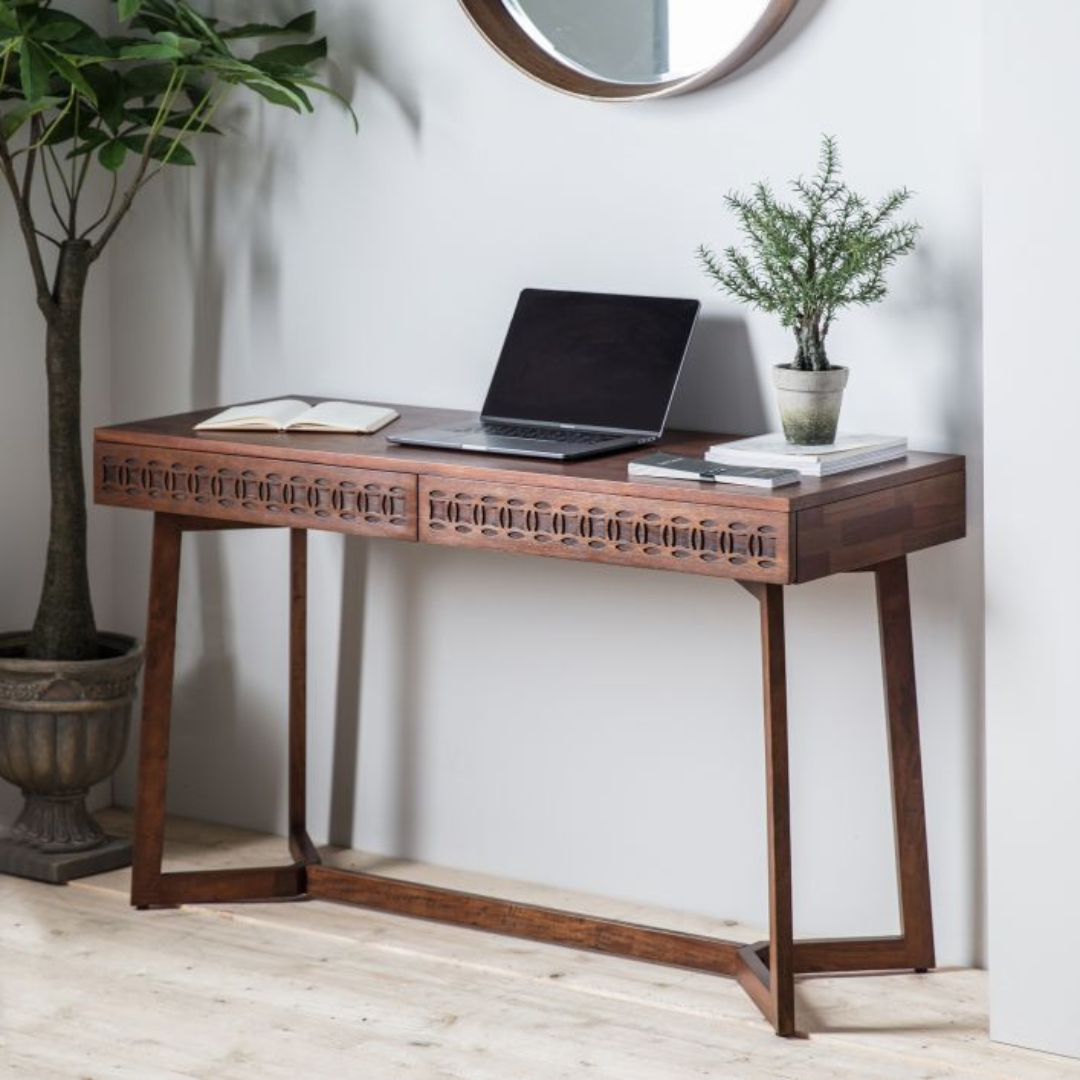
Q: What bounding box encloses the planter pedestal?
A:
[0,832,131,884]
[0,632,143,884]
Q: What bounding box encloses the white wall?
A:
[0,202,115,824]
[107,0,984,965]
[985,2,1080,1060]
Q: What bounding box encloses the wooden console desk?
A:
[94,402,966,1038]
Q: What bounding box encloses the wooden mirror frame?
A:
[458,0,798,102]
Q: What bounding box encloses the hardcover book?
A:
[705,433,907,477]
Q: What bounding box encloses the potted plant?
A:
[0,0,352,882]
[697,135,919,445]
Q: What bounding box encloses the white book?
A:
[706,433,907,477]
[195,399,399,435]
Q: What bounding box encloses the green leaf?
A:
[253,38,327,70]
[291,77,359,133]
[286,13,318,34]
[120,64,177,101]
[221,12,317,40]
[54,33,113,62]
[151,31,201,57]
[43,48,99,107]
[84,67,124,131]
[127,105,221,135]
[174,4,224,52]
[0,94,62,138]
[118,0,146,21]
[32,13,86,43]
[63,126,109,155]
[0,4,18,34]
[220,22,291,40]
[18,38,51,102]
[276,79,312,112]
[98,138,127,171]
[121,131,195,166]
[243,77,306,113]
[119,42,183,61]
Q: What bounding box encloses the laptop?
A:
[387,288,701,461]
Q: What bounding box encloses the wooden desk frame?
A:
[95,404,964,1038]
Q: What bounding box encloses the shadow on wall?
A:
[167,103,301,828]
[668,315,770,434]
[721,0,831,89]
[905,240,986,963]
[329,537,368,848]
[321,1,420,133]
[331,539,424,854]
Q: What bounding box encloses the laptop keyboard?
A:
[459,423,621,446]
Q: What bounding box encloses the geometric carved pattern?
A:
[96,448,417,540]
[422,477,789,582]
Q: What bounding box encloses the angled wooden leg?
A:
[131,514,183,907]
[132,517,307,908]
[774,558,936,982]
[289,529,319,867]
[796,559,936,974]
[876,556,935,971]
[736,582,797,1037]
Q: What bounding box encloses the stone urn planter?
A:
[773,364,850,445]
[0,632,143,883]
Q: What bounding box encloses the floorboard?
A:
[0,810,1075,1080]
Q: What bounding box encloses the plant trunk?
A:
[795,317,830,372]
[26,240,98,662]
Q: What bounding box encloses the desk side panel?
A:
[95,442,418,540]
[420,476,791,582]
[794,469,966,582]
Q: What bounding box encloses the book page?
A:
[195,399,311,431]
[285,401,399,434]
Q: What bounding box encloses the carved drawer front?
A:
[96,445,417,539]
[421,477,790,581]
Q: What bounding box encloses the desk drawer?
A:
[420,476,790,582]
[96,445,417,540]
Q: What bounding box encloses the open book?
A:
[195,399,399,435]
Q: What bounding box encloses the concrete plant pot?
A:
[773,364,850,445]
[0,631,143,883]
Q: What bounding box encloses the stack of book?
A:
[704,433,907,477]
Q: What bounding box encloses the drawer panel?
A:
[96,444,417,539]
[795,470,966,582]
[420,476,790,582]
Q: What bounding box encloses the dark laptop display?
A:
[483,289,701,434]
[389,288,700,461]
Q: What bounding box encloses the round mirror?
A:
[459,0,796,101]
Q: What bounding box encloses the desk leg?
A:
[131,514,182,907]
[289,529,319,866]
[131,515,309,907]
[876,556,935,971]
[735,582,797,1037]
[789,556,936,977]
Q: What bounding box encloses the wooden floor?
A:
[1,811,1076,1080]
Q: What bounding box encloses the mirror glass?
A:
[503,0,779,86]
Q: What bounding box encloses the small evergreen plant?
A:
[697,136,919,372]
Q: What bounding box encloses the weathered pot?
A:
[0,632,143,854]
[773,364,849,445]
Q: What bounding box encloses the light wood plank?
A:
[2,811,1077,1080]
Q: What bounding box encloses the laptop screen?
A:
[481,289,700,434]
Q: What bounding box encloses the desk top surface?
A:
[97,400,965,514]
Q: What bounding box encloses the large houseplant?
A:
[0,0,351,880]
[698,136,919,444]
